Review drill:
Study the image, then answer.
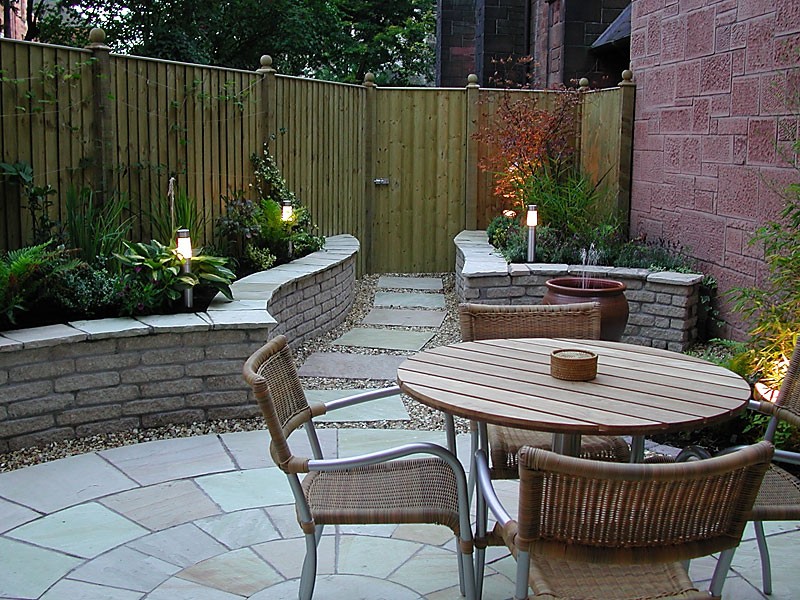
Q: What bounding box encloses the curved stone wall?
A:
[0,235,359,452]
[455,231,702,351]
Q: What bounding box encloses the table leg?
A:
[630,435,645,463]
[552,433,581,456]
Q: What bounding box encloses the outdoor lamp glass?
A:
[176,229,193,309]
[176,228,193,260]
[281,199,293,221]
[526,205,537,263]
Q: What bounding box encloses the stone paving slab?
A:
[332,327,434,351]
[298,352,407,380]
[373,291,446,309]
[305,389,410,422]
[378,276,443,290]
[362,307,446,327]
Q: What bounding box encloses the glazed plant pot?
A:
[542,277,629,341]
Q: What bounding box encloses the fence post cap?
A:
[620,69,634,85]
[257,55,276,74]
[467,74,479,88]
[86,28,109,48]
[579,77,590,90]
[364,72,376,87]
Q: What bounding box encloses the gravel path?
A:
[0,273,463,472]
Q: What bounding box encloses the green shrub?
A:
[64,187,132,265]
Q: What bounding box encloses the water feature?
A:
[580,243,601,289]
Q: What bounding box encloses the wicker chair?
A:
[716,342,800,595]
[474,441,774,600]
[458,302,631,479]
[243,335,476,600]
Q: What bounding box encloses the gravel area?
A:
[0,273,465,472]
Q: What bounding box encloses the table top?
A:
[397,338,751,437]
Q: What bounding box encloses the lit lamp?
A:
[526,204,538,263]
[176,228,193,309]
[281,198,293,222]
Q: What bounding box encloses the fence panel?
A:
[273,75,367,269]
[1,37,631,272]
[370,87,468,273]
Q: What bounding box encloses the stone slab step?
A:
[298,353,407,381]
[361,308,446,328]
[304,389,410,422]
[373,291,445,310]
[377,276,443,291]
[332,328,434,352]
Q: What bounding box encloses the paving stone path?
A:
[297,275,448,424]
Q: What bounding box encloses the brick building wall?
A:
[629,0,799,338]
[437,0,478,86]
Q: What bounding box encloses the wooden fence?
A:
[0,31,635,273]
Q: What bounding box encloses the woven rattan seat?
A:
[474,441,774,600]
[736,342,800,594]
[459,302,631,479]
[243,335,476,600]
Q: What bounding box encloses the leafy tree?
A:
[23,0,435,85]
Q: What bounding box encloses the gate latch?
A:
[373,178,390,185]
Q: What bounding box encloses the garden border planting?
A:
[0,235,358,452]
[455,231,702,351]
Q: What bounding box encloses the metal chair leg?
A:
[299,532,318,600]
[710,547,735,597]
[754,520,773,595]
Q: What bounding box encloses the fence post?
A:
[85,28,114,201]
[362,72,377,274]
[256,55,276,146]
[576,76,590,182]
[617,69,635,237]
[464,74,479,231]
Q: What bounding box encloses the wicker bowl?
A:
[550,348,598,381]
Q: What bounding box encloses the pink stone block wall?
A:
[630,0,799,338]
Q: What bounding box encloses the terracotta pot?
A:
[542,277,629,341]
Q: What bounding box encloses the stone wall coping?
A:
[455,230,702,283]
[0,234,358,351]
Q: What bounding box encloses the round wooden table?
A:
[397,338,751,458]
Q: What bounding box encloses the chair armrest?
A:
[475,449,513,526]
[323,385,401,412]
[308,441,463,475]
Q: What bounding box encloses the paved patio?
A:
[2,274,798,598]
[1,426,798,599]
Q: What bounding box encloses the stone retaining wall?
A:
[455,231,702,351]
[0,235,359,452]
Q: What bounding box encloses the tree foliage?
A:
[22,0,435,85]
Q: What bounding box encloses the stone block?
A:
[672,295,694,308]
[626,290,656,303]
[55,372,121,393]
[117,333,181,352]
[656,293,673,304]
[207,405,262,420]
[77,385,140,406]
[654,317,671,328]
[9,359,75,382]
[628,313,656,327]
[9,427,74,450]
[121,365,182,384]
[0,414,54,437]
[122,396,186,416]
[185,360,242,377]
[465,275,511,288]
[140,377,203,398]
[2,380,54,403]
[206,375,247,391]
[75,418,141,438]
[76,353,140,372]
[142,409,205,428]
[643,304,686,318]
[8,394,74,418]
[57,404,122,425]
[141,347,205,366]
[188,391,249,407]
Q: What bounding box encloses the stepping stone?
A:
[333,328,434,352]
[362,308,446,328]
[298,353,407,381]
[305,389,410,422]
[374,291,446,310]
[378,276,443,291]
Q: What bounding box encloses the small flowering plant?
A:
[115,240,234,315]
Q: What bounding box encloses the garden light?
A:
[176,228,192,260]
[176,228,193,309]
[526,204,537,263]
[281,199,293,221]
